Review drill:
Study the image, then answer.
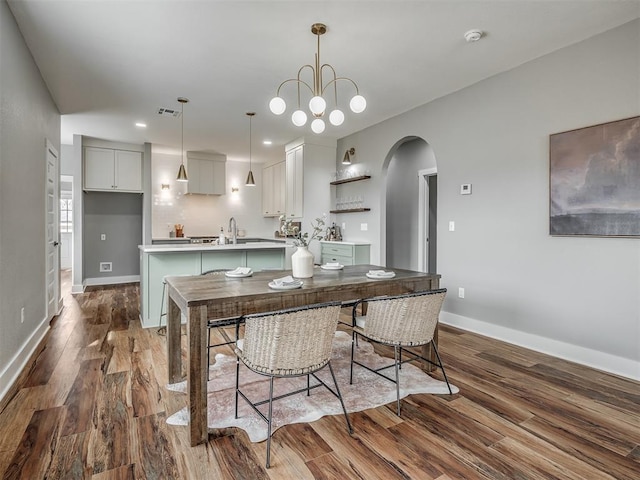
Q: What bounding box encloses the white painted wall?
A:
[151,153,276,239]
[336,20,640,379]
[0,1,61,398]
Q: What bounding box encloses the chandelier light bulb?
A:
[269,97,286,115]
[291,109,308,127]
[311,118,326,134]
[329,109,345,126]
[350,95,367,113]
[309,96,326,116]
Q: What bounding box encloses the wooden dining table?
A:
[164,264,441,446]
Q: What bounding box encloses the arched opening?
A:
[383,137,437,272]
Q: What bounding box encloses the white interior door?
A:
[46,139,60,319]
[418,168,437,272]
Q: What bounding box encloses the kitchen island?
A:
[139,241,289,328]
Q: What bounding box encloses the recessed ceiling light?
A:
[135,122,147,128]
[263,140,272,145]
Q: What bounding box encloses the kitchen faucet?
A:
[228,217,237,244]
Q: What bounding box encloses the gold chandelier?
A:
[269,23,366,134]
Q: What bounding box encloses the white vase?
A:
[291,245,314,278]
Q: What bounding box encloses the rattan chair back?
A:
[362,289,446,346]
[239,302,342,376]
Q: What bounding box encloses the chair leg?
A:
[266,377,275,468]
[207,330,211,381]
[307,374,310,396]
[234,357,240,419]
[394,346,401,416]
[327,361,353,434]
[431,340,453,395]
[350,330,357,384]
[399,347,402,370]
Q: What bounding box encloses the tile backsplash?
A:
[151,152,275,239]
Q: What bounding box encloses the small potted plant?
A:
[280,214,326,278]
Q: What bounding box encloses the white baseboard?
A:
[84,275,140,286]
[71,283,85,294]
[440,311,640,381]
[0,315,50,404]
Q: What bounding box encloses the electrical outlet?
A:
[21,307,25,323]
[341,222,346,230]
[360,223,368,231]
[458,287,465,299]
[100,262,112,272]
[449,221,455,231]
[100,233,106,241]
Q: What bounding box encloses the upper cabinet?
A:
[285,145,304,218]
[185,152,226,195]
[262,160,285,217]
[263,138,335,225]
[84,147,142,192]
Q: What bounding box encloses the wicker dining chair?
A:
[349,288,452,416]
[158,269,242,379]
[234,301,353,468]
[200,270,244,377]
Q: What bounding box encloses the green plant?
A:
[280,214,326,247]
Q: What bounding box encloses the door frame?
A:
[417,167,437,272]
[45,139,61,320]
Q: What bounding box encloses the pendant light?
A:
[269,23,366,134]
[176,97,189,182]
[245,112,256,186]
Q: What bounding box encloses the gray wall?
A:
[336,20,640,378]
[0,1,61,395]
[83,192,142,279]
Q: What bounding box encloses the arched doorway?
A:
[383,137,437,272]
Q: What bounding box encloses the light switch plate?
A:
[449,221,455,231]
[360,223,368,231]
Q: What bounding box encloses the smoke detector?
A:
[464,29,484,43]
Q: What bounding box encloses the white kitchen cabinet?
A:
[262,161,285,217]
[84,147,142,192]
[185,152,226,195]
[285,145,304,218]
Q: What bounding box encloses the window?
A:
[60,198,72,233]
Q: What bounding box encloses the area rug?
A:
[166,331,458,442]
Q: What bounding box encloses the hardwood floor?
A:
[1,271,638,479]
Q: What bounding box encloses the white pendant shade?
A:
[329,109,345,126]
[269,97,286,115]
[309,96,326,115]
[350,95,367,113]
[311,118,325,134]
[291,110,307,127]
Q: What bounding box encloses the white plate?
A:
[366,272,396,279]
[225,271,253,278]
[321,264,344,270]
[268,281,303,290]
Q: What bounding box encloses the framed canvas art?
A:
[549,116,640,237]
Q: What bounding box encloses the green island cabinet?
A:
[320,241,370,266]
[139,245,285,328]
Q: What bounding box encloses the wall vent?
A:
[157,107,182,117]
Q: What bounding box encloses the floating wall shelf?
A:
[330,175,371,186]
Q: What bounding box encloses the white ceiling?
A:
[8,0,640,165]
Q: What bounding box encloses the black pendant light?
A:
[245,112,256,186]
[176,97,189,182]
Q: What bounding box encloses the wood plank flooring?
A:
[1,271,638,479]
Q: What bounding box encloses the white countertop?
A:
[140,241,290,253]
[320,240,371,246]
